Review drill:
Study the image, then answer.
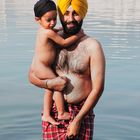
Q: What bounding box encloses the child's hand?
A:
[77,29,85,38]
[53,27,63,32]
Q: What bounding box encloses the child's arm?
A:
[53,27,63,32]
[46,29,84,48]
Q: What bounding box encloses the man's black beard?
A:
[61,20,83,36]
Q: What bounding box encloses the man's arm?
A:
[67,39,106,137]
[28,67,46,88]
[28,67,68,91]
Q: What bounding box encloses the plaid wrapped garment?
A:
[42,101,95,140]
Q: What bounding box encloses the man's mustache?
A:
[65,21,78,25]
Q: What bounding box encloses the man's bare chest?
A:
[55,45,89,74]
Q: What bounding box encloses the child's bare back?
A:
[32,27,57,79]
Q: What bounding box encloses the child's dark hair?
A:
[34,0,56,18]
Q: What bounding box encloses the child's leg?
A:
[35,65,57,124]
[42,89,60,125]
[53,91,70,120]
[34,63,69,121]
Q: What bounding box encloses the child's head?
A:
[34,0,57,29]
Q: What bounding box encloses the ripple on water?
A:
[94,114,140,140]
[0,108,42,140]
[0,0,140,140]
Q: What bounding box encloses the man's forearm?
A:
[74,87,104,123]
[28,69,55,89]
[28,68,46,88]
[28,68,67,91]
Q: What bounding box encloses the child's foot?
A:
[42,115,60,125]
[58,112,70,120]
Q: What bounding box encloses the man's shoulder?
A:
[82,36,102,51]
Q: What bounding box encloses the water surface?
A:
[0,0,140,139]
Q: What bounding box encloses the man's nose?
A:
[68,14,74,22]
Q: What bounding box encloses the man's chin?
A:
[61,19,83,35]
[65,27,79,35]
[65,30,78,35]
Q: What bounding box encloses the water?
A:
[0,0,140,139]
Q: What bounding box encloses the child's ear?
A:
[35,17,40,22]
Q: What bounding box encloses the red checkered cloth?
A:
[42,101,95,140]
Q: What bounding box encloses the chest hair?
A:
[56,43,89,74]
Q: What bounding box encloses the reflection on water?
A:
[0,0,140,139]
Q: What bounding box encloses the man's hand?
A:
[46,76,68,91]
[66,119,81,139]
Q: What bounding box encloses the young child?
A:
[31,0,84,125]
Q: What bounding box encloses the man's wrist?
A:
[45,80,49,88]
[74,116,83,123]
[45,80,51,89]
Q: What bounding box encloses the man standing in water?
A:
[29,0,106,139]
